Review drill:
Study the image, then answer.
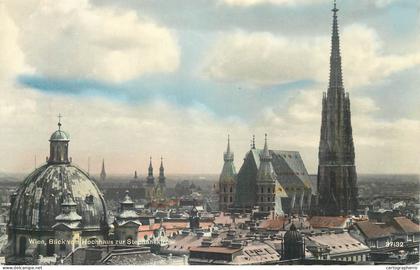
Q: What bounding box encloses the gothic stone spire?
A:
[317,0,358,216]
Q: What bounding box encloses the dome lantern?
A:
[48,114,70,164]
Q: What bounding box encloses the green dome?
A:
[50,130,70,141]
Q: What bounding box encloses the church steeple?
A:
[100,159,106,182]
[224,135,234,162]
[218,135,237,212]
[317,0,358,216]
[261,133,271,162]
[159,156,166,184]
[328,0,344,92]
[147,157,155,185]
[256,133,280,216]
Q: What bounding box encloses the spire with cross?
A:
[57,113,63,131]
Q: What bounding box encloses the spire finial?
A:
[57,113,63,131]
[227,134,231,153]
[332,0,338,12]
[252,134,256,149]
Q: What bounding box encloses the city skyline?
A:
[0,0,419,175]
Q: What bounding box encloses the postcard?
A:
[0,0,418,267]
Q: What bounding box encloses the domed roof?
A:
[9,163,108,231]
[50,129,70,141]
[284,223,303,243]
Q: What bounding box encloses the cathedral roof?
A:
[248,149,313,192]
[9,163,108,231]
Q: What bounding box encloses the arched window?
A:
[144,235,148,240]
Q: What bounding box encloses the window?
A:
[229,196,232,202]
[261,187,263,193]
[144,235,148,240]
[267,188,271,193]
[230,187,233,193]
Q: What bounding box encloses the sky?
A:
[0,0,419,175]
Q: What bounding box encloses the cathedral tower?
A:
[317,0,358,216]
[218,135,236,212]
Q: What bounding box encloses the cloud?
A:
[202,25,420,88]
[374,0,401,8]
[221,0,327,7]
[257,87,420,174]
[4,0,179,83]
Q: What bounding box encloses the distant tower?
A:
[256,134,283,217]
[218,135,236,212]
[155,157,167,201]
[134,170,138,179]
[146,157,155,201]
[158,157,166,186]
[100,159,106,182]
[189,200,200,231]
[147,157,155,185]
[317,0,358,216]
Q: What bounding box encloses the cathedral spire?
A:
[261,133,271,161]
[317,1,358,216]
[224,135,234,162]
[328,0,344,92]
[100,159,106,181]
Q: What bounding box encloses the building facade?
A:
[317,1,358,216]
